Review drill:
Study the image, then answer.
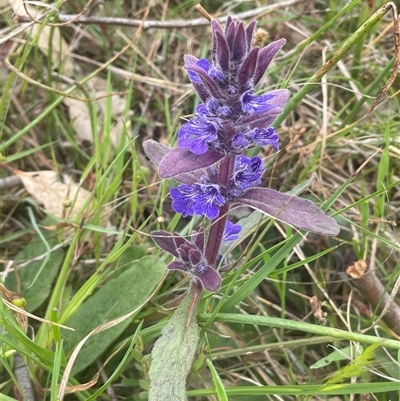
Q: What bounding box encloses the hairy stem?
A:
[205,157,233,266]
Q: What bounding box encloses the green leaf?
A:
[63,255,166,374]
[5,229,64,312]
[148,289,200,401]
[206,358,228,401]
[310,345,364,369]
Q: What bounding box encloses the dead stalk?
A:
[347,258,400,335]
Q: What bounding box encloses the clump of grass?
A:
[1,1,400,400]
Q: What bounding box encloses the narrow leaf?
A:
[206,359,228,401]
[310,345,364,369]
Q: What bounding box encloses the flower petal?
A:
[223,221,242,242]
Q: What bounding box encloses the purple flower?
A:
[231,132,250,150]
[198,99,232,119]
[187,58,224,84]
[178,115,218,155]
[143,16,340,253]
[170,183,225,219]
[223,221,241,242]
[248,127,279,150]
[232,127,279,151]
[151,230,221,292]
[233,155,264,191]
[241,91,278,114]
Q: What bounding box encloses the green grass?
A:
[1,0,400,400]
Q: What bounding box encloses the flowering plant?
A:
[144,16,339,295]
[146,17,339,400]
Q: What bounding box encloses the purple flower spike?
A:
[144,16,340,304]
[177,18,289,157]
[151,230,222,292]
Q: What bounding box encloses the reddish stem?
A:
[186,279,203,327]
[205,157,233,266]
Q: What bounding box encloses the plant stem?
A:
[205,157,233,266]
[199,313,400,350]
[347,259,400,335]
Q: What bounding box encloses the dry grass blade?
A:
[369,2,400,112]
[2,298,74,330]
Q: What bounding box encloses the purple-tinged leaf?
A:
[184,54,198,65]
[214,29,230,71]
[225,19,236,52]
[211,19,225,63]
[197,266,221,292]
[148,289,200,401]
[238,47,259,88]
[193,230,205,252]
[143,139,171,167]
[225,15,234,32]
[266,89,291,108]
[245,19,257,51]
[191,80,210,103]
[143,139,206,185]
[151,230,181,257]
[188,248,202,265]
[232,21,246,61]
[238,108,282,131]
[167,260,186,272]
[173,170,206,186]
[158,147,223,178]
[234,188,340,236]
[253,39,286,85]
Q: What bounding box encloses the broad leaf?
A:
[158,147,222,178]
[5,229,64,312]
[63,255,166,374]
[143,139,207,184]
[235,188,340,235]
[148,289,200,401]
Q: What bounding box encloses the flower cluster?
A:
[144,17,340,292]
[152,221,241,292]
